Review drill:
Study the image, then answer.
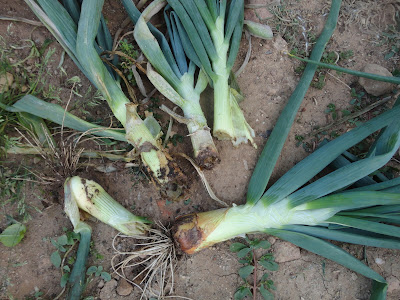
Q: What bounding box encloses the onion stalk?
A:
[24,0,183,186]
[122,0,219,168]
[65,176,150,236]
[165,0,256,147]
[173,98,400,298]
[63,176,151,299]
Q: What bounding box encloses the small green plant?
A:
[50,230,80,286]
[50,229,111,290]
[230,237,278,300]
[147,97,162,120]
[349,88,365,110]
[310,73,326,89]
[118,39,139,85]
[325,103,337,120]
[0,165,33,221]
[86,265,111,282]
[0,223,26,247]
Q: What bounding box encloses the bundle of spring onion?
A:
[169,0,400,297]
[162,0,256,147]
[23,0,184,187]
[121,0,219,169]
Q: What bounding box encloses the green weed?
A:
[231,237,278,300]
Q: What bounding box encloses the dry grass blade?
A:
[101,57,137,103]
[15,125,85,183]
[177,153,229,208]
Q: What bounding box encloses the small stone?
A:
[273,35,288,52]
[116,278,133,296]
[21,85,29,92]
[387,276,400,294]
[374,257,385,265]
[0,72,14,92]
[273,241,301,263]
[98,280,105,289]
[267,236,276,245]
[256,7,273,20]
[99,279,118,300]
[351,273,358,281]
[359,64,395,96]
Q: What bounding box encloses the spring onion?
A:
[164,0,256,147]
[64,176,151,299]
[124,0,219,168]
[173,97,400,298]
[24,0,182,185]
[63,177,92,300]
[65,176,150,235]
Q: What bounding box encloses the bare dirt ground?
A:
[1,0,400,299]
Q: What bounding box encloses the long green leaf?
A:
[192,0,216,31]
[286,136,400,207]
[289,53,400,85]
[66,226,92,300]
[226,5,244,71]
[134,2,182,90]
[261,104,400,206]
[299,191,400,211]
[351,177,400,192]
[265,228,387,299]
[121,0,182,77]
[164,10,188,74]
[62,0,80,24]
[224,0,243,43]
[167,0,216,80]
[345,205,400,215]
[12,95,126,141]
[246,0,342,204]
[205,0,217,21]
[281,225,400,249]
[327,215,400,239]
[178,0,217,60]
[172,12,202,68]
[76,0,129,125]
[329,152,377,187]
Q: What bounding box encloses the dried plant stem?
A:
[308,96,392,137]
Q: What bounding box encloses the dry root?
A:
[111,223,189,300]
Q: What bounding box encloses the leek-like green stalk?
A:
[173,99,400,299]
[64,176,92,300]
[123,0,219,168]
[63,176,151,299]
[65,176,150,235]
[24,0,181,185]
[166,0,256,147]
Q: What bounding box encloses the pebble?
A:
[99,279,117,300]
[359,64,395,96]
[374,257,385,265]
[273,241,301,263]
[387,276,400,294]
[351,273,358,281]
[0,72,14,92]
[98,280,105,289]
[116,278,133,296]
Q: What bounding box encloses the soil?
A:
[1,0,400,300]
